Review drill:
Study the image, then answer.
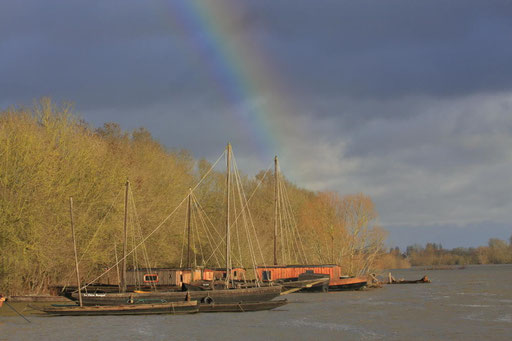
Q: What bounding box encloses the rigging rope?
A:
[192,192,223,267]
[79,150,226,290]
[129,188,157,290]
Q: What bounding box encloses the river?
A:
[1,264,511,340]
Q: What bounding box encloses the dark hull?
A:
[390,276,431,284]
[9,295,72,302]
[58,284,181,298]
[327,276,368,291]
[182,281,229,291]
[199,299,288,312]
[38,301,199,316]
[329,281,367,291]
[298,281,329,293]
[279,279,329,293]
[71,285,282,306]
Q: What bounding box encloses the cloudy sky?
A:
[2,0,512,249]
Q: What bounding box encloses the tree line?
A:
[379,237,512,268]
[0,99,385,295]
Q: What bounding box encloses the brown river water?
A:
[1,264,511,340]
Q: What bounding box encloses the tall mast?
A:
[186,188,192,269]
[120,180,129,293]
[225,143,232,285]
[273,155,278,265]
[69,197,82,307]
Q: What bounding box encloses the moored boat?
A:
[328,276,367,291]
[71,285,282,306]
[277,276,330,293]
[388,275,430,284]
[257,264,367,292]
[198,299,288,313]
[257,157,368,293]
[8,295,72,303]
[35,300,199,316]
[66,145,282,307]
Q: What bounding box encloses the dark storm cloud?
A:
[0,0,223,110]
[3,1,512,111]
[1,1,512,247]
[264,0,512,101]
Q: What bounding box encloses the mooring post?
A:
[225,143,232,287]
[69,197,83,307]
[120,180,129,293]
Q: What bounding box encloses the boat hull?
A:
[328,277,367,291]
[199,299,288,313]
[71,285,282,306]
[279,278,329,293]
[38,301,199,316]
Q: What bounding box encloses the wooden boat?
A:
[67,145,282,307]
[278,276,330,293]
[389,275,430,284]
[71,284,282,306]
[284,273,330,292]
[198,299,288,313]
[35,300,199,316]
[257,264,367,292]
[328,276,367,291]
[8,295,72,302]
[256,158,368,293]
[66,144,281,306]
[182,280,228,291]
[74,268,216,293]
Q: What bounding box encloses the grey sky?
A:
[1,0,512,249]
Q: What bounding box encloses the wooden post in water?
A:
[120,180,129,293]
[273,155,278,265]
[69,197,82,307]
[186,187,192,270]
[225,143,232,286]
[113,239,121,291]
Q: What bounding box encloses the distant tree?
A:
[96,122,125,139]
[131,127,153,143]
[486,238,511,263]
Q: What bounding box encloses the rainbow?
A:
[152,0,297,161]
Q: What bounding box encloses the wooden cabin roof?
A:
[211,267,246,271]
[127,268,213,272]
[256,264,338,269]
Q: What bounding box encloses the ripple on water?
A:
[461,312,484,322]
[496,315,512,323]
[456,292,497,297]
[282,318,382,340]
[363,300,401,306]
[449,304,493,308]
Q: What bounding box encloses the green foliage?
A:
[0,98,387,294]
[0,99,195,294]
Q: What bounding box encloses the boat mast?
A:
[225,143,231,286]
[69,197,82,307]
[273,155,278,265]
[186,187,192,269]
[120,180,129,293]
